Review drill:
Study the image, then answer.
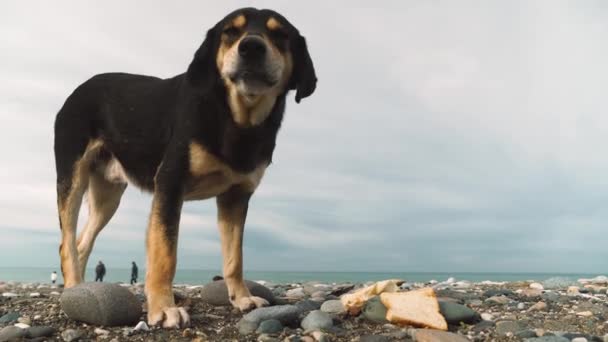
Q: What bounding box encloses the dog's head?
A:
[187,8,317,105]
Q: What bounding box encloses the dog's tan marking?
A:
[232,14,246,29]
[266,17,282,31]
[217,189,269,311]
[76,172,126,277]
[186,142,267,200]
[145,198,190,328]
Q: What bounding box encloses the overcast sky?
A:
[1,1,607,274]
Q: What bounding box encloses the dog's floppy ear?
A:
[186,26,220,92]
[289,35,317,103]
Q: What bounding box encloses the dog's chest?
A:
[184,142,266,200]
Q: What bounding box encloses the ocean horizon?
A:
[0,267,603,285]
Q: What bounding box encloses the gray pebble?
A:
[256,319,283,334]
[0,326,26,342]
[320,300,346,315]
[523,337,569,342]
[199,280,275,306]
[60,282,142,326]
[243,305,301,324]
[359,335,391,342]
[61,329,83,342]
[496,320,523,336]
[0,312,19,324]
[438,301,480,324]
[362,296,388,323]
[26,326,56,338]
[301,310,333,331]
[237,318,259,335]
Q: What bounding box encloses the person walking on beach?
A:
[95,261,106,282]
[130,261,138,284]
[50,271,57,284]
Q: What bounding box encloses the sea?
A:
[0,267,602,285]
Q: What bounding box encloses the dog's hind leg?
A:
[216,187,269,311]
[76,170,127,278]
[55,142,92,288]
[54,101,99,288]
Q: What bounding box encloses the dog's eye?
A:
[223,27,241,38]
[270,30,288,41]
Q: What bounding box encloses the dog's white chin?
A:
[236,80,273,99]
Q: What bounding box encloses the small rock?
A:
[517,302,526,310]
[25,326,56,338]
[133,321,149,331]
[256,319,283,334]
[199,280,275,306]
[516,330,537,338]
[520,289,543,297]
[568,286,581,295]
[529,282,544,290]
[257,333,280,342]
[496,320,522,336]
[14,323,30,329]
[29,292,41,297]
[61,329,83,342]
[413,329,470,342]
[438,301,480,324]
[320,300,345,315]
[0,326,26,342]
[529,301,548,311]
[577,311,593,317]
[523,337,569,342]
[572,338,588,342]
[17,316,31,325]
[541,292,560,302]
[1,292,19,297]
[243,305,301,324]
[95,328,110,335]
[310,331,327,342]
[60,282,142,326]
[301,310,333,331]
[237,318,258,335]
[486,295,510,305]
[481,313,494,321]
[295,300,322,313]
[0,312,20,324]
[359,335,391,342]
[285,287,306,299]
[362,296,388,323]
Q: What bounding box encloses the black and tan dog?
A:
[53,8,316,328]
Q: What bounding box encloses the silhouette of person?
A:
[95,261,106,282]
[130,261,138,285]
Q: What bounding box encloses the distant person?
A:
[95,261,106,282]
[212,275,224,281]
[130,261,138,284]
[51,271,57,284]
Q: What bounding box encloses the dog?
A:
[53,7,316,328]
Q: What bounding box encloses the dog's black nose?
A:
[239,36,266,60]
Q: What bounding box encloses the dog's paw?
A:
[232,295,269,312]
[148,306,190,328]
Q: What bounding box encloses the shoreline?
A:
[2,276,608,341]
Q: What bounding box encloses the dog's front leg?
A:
[217,186,269,311]
[145,171,189,328]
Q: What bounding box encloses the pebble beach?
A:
[2,275,608,341]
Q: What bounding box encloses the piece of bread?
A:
[380,288,448,331]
